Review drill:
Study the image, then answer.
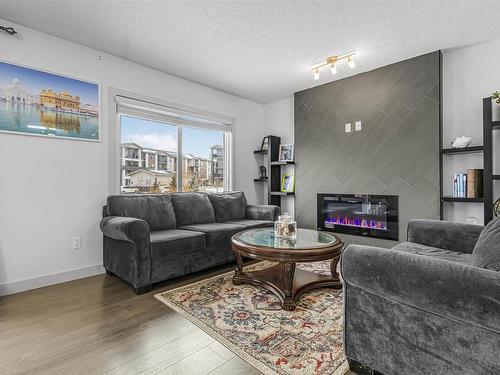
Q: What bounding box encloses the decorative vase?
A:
[451,136,473,148]
[274,213,297,239]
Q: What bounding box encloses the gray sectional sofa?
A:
[100,191,280,294]
[342,217,500,375]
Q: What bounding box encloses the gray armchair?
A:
[342,218,500,375]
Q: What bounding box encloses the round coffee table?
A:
[231,228,343,311]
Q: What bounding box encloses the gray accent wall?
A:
[294,51,440,246]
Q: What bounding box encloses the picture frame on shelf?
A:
[278,144,294,162]
[494,197,500,217]
[260,136,269,151]
[281,174,295,193]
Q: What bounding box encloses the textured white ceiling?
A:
[1,1,499,104]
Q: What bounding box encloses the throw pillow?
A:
[472,216,500,271]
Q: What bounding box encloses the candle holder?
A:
[274,213,297,239]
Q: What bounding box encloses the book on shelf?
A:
[452,169,483,198]
[466,169,483,198]
[453,173,467,198]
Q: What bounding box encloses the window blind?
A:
[115,95,233,132]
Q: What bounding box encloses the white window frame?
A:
[108,88,235,194]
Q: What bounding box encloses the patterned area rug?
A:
[155,261,348,375]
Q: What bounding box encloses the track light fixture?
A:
[347,55,356,69]
[311,51,356,80]
[330,63,337,75]
[314,68,320,80]
[0,25,17,36]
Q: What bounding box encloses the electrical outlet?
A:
[345,123,352,133]
[355,121,362,131]
[72,236,82,250]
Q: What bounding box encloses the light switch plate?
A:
[355,121,362,131]
[345,123,352,133]
[72,236,82,250]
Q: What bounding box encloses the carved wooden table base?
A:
[232,255,342,311]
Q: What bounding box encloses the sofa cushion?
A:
[178,222,245,247]
[106,194,176,231]
[171,192,215,226]
[246,204,280,221]
[208,191,247,222]
[393,242,473,265]
[224,219,273,228]
[150,229,205,259]
[472,216,500,271]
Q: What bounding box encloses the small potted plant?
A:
[492,91,500,104]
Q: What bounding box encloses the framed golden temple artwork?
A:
[0,60,99,141]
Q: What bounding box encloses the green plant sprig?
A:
[492,91,500,104]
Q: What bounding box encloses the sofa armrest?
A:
[246,204,281,221]
[342,244,500,332]
[407,219,483,254]
[100,216,150,243]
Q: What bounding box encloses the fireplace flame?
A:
[325,215,387,230]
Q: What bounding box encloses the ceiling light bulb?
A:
[314,68,320,80]
[330,63,337,75]
[347,56,356,69]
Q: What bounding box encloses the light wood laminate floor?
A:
[0,264,355,375]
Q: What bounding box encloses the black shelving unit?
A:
[253,135,294,208]
[483,97,496,224]
[253,150,268,155]
[439,97,497,224]
[441,146,484,154]
[441,197,484,203]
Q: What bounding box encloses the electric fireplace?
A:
[317,193,398,241]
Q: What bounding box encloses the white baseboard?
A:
[0,264,105,296]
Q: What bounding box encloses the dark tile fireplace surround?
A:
[317,193,399,241]
[296,52,440,240]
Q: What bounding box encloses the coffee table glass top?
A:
[233,228,338,250]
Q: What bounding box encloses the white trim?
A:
[0,264,105,296]
[109,89,120,194]
[224,132,234,191]
[177,125,183,191]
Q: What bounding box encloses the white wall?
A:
[0,20,266,295]
[264,97,294,144]
[442,39,500,224]
[263,97,295,217]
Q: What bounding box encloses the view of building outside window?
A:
[183,126,224,192]
[120,115,224,194]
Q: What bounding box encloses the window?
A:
[115,94,233,194]
[120,116,177,193]
[182,127,225,192]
